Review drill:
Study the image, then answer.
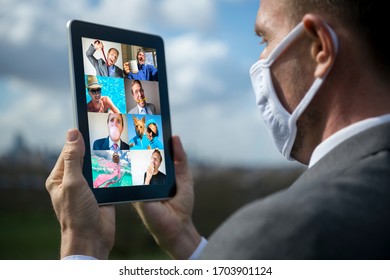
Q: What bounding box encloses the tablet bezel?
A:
[66,19,176,204]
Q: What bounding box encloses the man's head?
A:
[131,80,146,107]
[112,152,120,164]
[107,113,124,142]
[285,0,389,75]
[150,149,162,170]
[106,48,119,67]
[136,49,145,65]
[253,0,390,164]
[87,75,102,102]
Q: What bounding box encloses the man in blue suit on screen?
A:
[93,113,130,151]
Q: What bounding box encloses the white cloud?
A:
[0,0,289,167]
[166,33,229,107]
[0,0,160,49]
[159,0,215,30]
[0,77,73,151]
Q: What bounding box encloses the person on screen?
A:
[93,152,122,188]
[86,40,124,78]
[86,75,120,113]
[143,149,166,185]
[46,0,390,260]
[145,119,163,150]
[124,49,158,81]
[93,113,129,151]
[127,80,157,114]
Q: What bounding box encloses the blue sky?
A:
[0,0,302,169]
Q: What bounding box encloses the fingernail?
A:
[67,129,79,142]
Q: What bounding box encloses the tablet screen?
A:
[67,20,175,204]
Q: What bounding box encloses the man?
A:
[93,113,130,151]
[127,80,157,114]
[86,75,120,113]
[124,49,158,81]
[86,40,124,77]
[144,149,166,185]
[46,0,390,260]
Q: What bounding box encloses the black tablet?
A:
[66,19,175,204]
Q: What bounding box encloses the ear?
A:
[142,116,145,122]
[302,14,338,78]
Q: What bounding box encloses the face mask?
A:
[249,22,338,160]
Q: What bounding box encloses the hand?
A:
[144,163,154,185]
[98,99,105,113]
[123,61,131,75]
[93,40,103,50]
[45,129,115,259]
[132,136,201,259]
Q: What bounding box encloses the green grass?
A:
[0,211,60,259]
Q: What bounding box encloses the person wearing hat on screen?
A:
[146,118,163,150]
[86,75,120,113]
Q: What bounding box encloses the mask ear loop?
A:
[262,22,306,67]
[284,23,339,160]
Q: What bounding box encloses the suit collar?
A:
[291,121,390,190]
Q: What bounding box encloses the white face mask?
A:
[249,22,338,160]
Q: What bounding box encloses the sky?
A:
[0,0,303,169]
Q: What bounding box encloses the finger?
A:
[45,144,66,193]
[63,129,86,184]
[171,135,189,174]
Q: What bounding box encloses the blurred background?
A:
[0,0,305,259]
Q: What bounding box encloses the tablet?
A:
[66,19,175,204]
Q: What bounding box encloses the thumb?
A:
[172,135,190,177]
[63,129,85,181]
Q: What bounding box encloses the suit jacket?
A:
[93,137,130,150]
[200,122,390,259]
[128,103,157,114]
[86,44,123,78]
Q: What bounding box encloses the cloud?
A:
[0,0,217,89]
[0,0,291,167]
[0,77,73,151]
[166,33,229,108]
[158,0,215,30]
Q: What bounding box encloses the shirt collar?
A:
[109,137,120,149]
[309,114,390,168]
[137,104,147,113]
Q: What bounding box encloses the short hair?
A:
[107,48,119,56]
[107,113,124,126]
[131,80,143,94]
[152,149,162,163]
[286,0,389,75]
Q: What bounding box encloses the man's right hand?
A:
[93,40,103,50]
[123,61,131,75]
[132,136,202,259]
[45,129,115,259]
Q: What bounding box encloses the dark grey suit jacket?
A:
[86,44,123,78]
[93,137,130,150]
[201,122,390,259]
